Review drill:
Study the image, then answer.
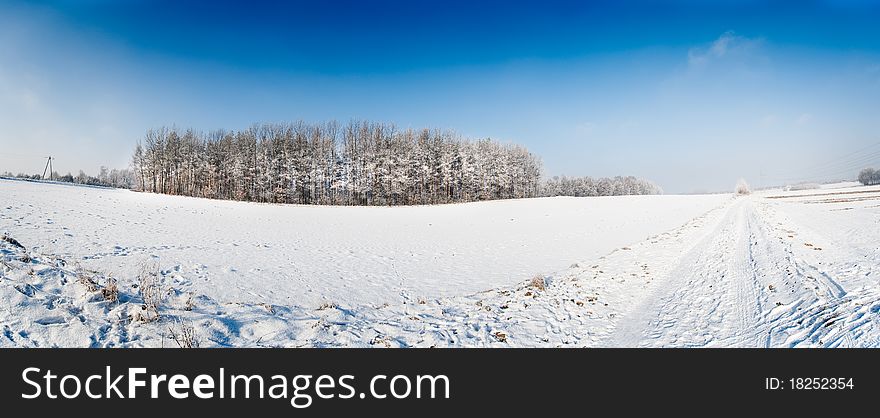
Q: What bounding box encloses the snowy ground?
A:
[0,179,725,307]
[1,178,878,347]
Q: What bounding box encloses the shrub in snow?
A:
[1,234,25,250]
[135,262,162,323]
[167,319,200,348]
[77,275,99,292]
[102,277,119,304]
[529,275,546,291]
[735,179,751,195]
[183,293,195,311]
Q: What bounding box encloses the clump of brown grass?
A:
[134,261,162,323]
[77,275,99,292]
[167,320,200,348]
[529,275,546,291]
[101,277,119,304]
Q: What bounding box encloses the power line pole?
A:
[759,166,764,190]
[42,156,53,181]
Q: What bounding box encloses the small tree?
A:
[735,178,751,195]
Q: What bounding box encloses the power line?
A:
[790,151,880,179]
[800,142,880,172]
[757,141,880,184]
[762,159,880,183]
[0,152,52,159]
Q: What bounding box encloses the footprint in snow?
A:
[34,316,66,326]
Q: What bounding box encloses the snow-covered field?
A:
[1,178,878,347]
[0,179,726,306]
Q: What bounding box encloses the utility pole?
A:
[759,166,764,190]
[42,156,53,181]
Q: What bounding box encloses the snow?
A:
[1,178,878,347]
[0,178,725,307]
[606,188,880,347]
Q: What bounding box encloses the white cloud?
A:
[796,113,812,126]
[868,64,880,87]
[575,122,596,137]
[688,31,762,67]
[20,89,40,110]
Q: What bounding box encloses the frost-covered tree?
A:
[735,178,751,195]
[539,175,660,197]
[131,120,666,205]
[132,121,544,206]
[858,168,879,186]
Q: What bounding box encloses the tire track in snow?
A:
[606,196,878,348]
[605,200,745,346]
[606,199,777,347]
[751,202,877,347]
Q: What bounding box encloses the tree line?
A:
[132,121,542,206]
[129,121,661,205]
[858,167,880,186]
[540,175,662,197]
[2,167,134,189]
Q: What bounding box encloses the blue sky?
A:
[1,0,879,193]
